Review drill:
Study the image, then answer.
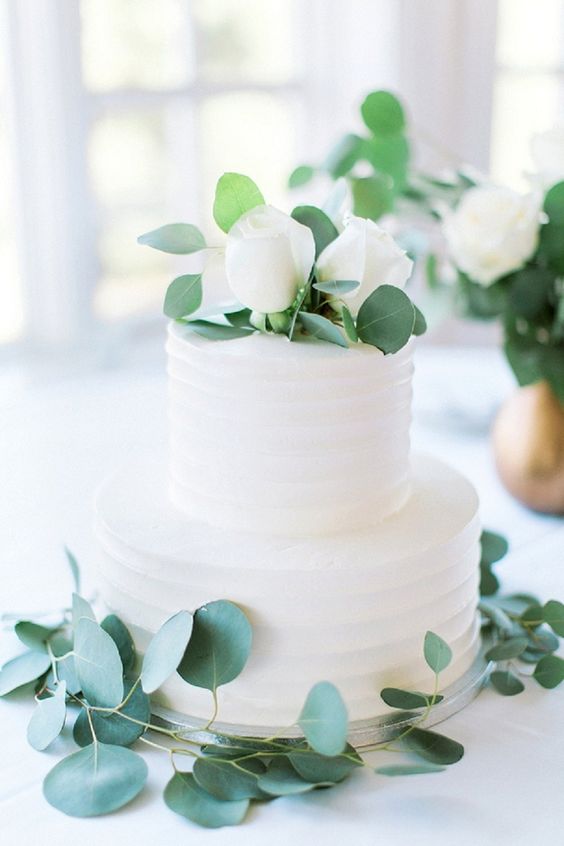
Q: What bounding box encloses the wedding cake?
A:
[94,174,481,728]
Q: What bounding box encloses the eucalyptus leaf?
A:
[291,205,338,257]
[480,564,500,597]
[225,308,253,328]
[363,135,409,188]
[479,601,514,634]
[177,600,252,692]
[138,223,206,254]
[187,321,254,341]
[423,631,452,674]
[163,274,203,319]
[412,305,427,336]
[490,670,525,696]
[73,680,150,748]
[298,312,348,348]
[297,681,348,757]
[543,600,564,636]
[341,305,358,342]
[288,745,362,783]
[288,165,315,189]
[72,593,95,630]
[15,621,53,653]
[43,743,148,817]
[323,134,365,179]
[376,763,444,776]
[351,175,394,222]
[27,682,67,750]
[312,279,360,296]
[520,604,544,628]
[213,173,265,233]
[380,688,443,710]
[65,547,81,594]
[361,90,406,136]
[164,772,249,828]
[527,629,560,654]
[544,181,564,226]
[533,654,564,689]
[101,615,136,674]
[141,610,193,694]
[484,637,529,661]
[0,651,51,696]
[193,756,266,800]
[49,634,81,695]
[402,727,464,765]
[258,757,316,796]
[356,285,415,354]
[74,618,124,708]
[480,530,509,566]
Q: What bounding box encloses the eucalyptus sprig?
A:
[1,532,563,829]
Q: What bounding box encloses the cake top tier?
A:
[167,322,414,537]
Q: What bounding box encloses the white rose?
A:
[531,126,564,189]
[315,215,413,314]
[443,186,540,286]
[225,205,315,313]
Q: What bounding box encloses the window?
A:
[491,0,564,189]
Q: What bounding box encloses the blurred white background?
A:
[1,0,564,363]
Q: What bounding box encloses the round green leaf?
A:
[351,175,394,222]
[480,564,500,597]
[137,223,206,254]
[164,772,249,828]
[376,763,445,776]
[288,746,362,783]
[361,90,405,136]
[27,682,67,750]
[543,600,564,636]
[485,637,529,661]
[73,681,150,748]
[380,688,444,710]
[424,631,452,674]
[534,654,564,689]
[291,205,338,257]
[213,173,265,233]
[288,165,315,189]
[177,600,252,692]
[193,756,266,800]
[163,274,203,319]
[412,305,427,336]
[0,651,51,696]
[341,305,358,342]
[72,593,95,630]
[187,321,254,341]
[402,727,464,765]
[298,312,348,348]
[297,681,348,757]
[363,135,409,187]
[49,634,81,695]
[356,285,415,354]
[141,610,193,694]
[544,181,564,226]
[490,670,525,696]
[480,530,509,566]
[74,618,124,708]
[15,621,53,653]
[312,279,360,296]
[257,757,315,796]
[43,743,147,817]
[101,615,136,674]
[323,134,365,179]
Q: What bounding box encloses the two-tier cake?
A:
[94,174,481,729]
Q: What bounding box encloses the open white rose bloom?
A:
[443,185,540,286]
[225,205,315,313]
[316,215,414,314]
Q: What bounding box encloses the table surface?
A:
[1,344,563,846]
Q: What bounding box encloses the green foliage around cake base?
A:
[1,533,563,829]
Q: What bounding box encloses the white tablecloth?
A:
[1,346,563,845]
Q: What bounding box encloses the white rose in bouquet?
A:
[443,186,540,286]
[315,215,413,314]
[225,205,315,313]
[531,126,564,189]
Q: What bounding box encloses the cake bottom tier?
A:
[94,454,481,726]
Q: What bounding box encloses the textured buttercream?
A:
[166,323,413,536]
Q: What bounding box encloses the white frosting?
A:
[166,323,413,536]
[94,454,481,726]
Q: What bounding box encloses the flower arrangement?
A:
[1,535,564,828]
[138,172,425,353]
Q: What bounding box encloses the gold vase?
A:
[492,381,564,514]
